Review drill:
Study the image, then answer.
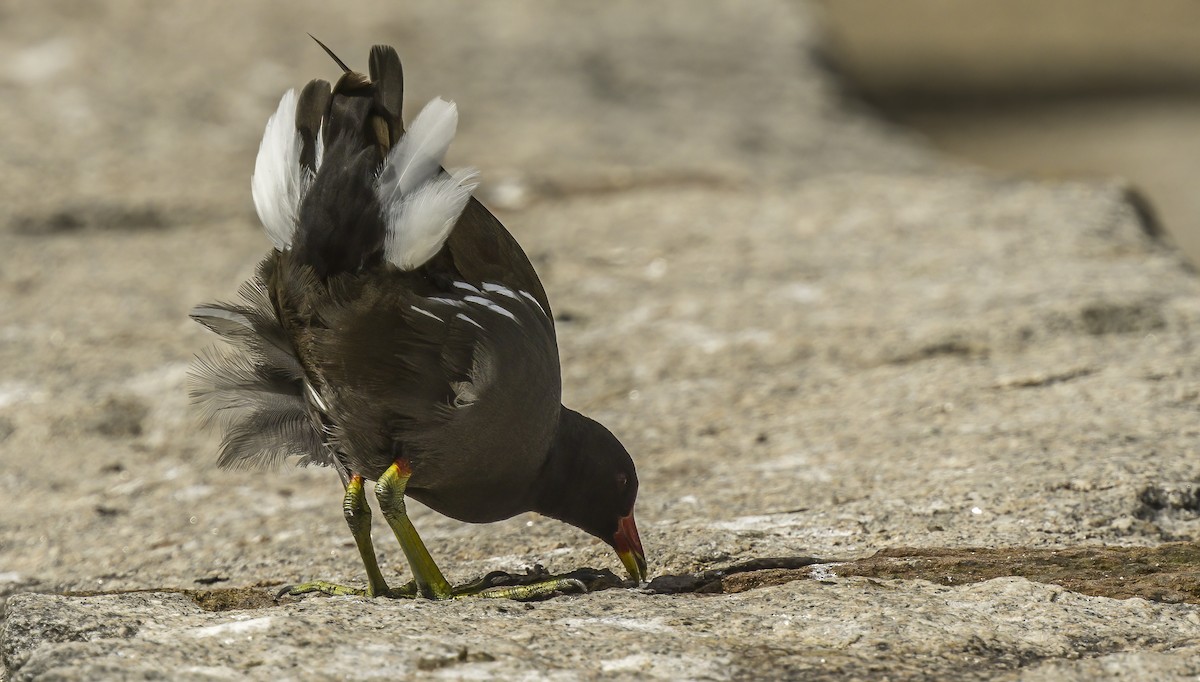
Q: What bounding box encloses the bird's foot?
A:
[449,567,592,600]
[278,580,367,599]
[467,578,588,600]
[279,574,587,601]
[277,580,418,600]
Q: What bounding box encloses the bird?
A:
[188,40,646,600]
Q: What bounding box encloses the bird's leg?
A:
[376,459,588,601]
[342,474,393,597]
[282,474,415,599]
[375,459,455,599]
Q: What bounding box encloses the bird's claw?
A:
[277,580,367,599]
[276,580,419,600]
[277,575,587,601]
[470,578,588,600]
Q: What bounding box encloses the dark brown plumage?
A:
[190,42,645,597]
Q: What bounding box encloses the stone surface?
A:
[5,578,1200,681]
[3,1,1200,680]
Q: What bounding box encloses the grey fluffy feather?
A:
[189,277,331,469]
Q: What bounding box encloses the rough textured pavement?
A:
[3,1,1200,680]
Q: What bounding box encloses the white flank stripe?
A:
[464,295,518,321]
[304,382,328,412]
[456,313,484,330]
[519,290,548,318]
[482,282,519,300]
[409,305,443,322]
[428,296,464,307]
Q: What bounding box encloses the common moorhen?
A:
[190,41,646,599]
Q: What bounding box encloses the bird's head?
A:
[534,408,647,583]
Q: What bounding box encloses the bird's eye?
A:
[616,472,629,489]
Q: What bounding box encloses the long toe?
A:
[471,578,588,601]
[278,581,370,599]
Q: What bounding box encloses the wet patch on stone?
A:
[1078,299,1166,335]
[416,647,497,672]
[885,334,989,365]
[991,365,1097,389]
[8,200,217,235]
[185,586,280,611]
[844,544,1200,603]
[49,543,1200,610]
[62,586,281,612]
[649,543,1200,603]
[1136,482,1200,519]
[1133,483,1200,540]
[84,395,149,439]
[646,556,826,594]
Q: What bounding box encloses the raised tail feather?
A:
[250,89,308,251]
[378,99,479,270]
[247,43,477,277]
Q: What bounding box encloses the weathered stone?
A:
[2,1,1200,680]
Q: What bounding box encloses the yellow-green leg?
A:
[282,461,588,601]
[375,460,454,599]
[343,474,392,596]
[282,475,415,599]
[375,460,588,601]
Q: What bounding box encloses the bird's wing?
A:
[302,278,480,469]
[301,273,558,476]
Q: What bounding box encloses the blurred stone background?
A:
[819,0,1200,263]
[4,1,1200,679]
